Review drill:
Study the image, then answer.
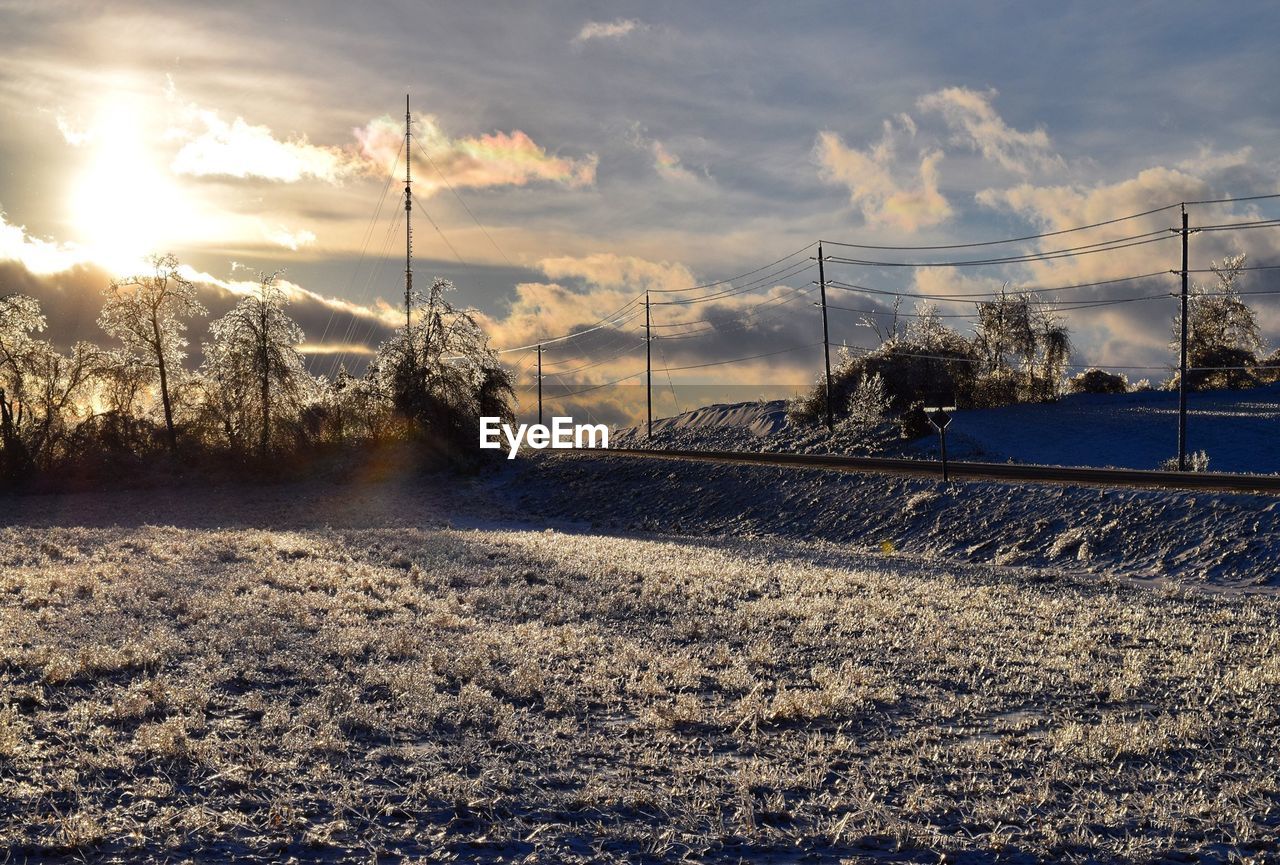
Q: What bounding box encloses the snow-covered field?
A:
[613,383,1280,473]
[2,464,1279,862]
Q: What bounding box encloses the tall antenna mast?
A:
[404,93,413,334]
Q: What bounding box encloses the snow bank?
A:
[923,384,1280,472]
[518,452,1280,589]
[614,384,1280,474]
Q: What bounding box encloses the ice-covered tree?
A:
[373,277,513,457]
[201,272,310,457]
[972,289,1071,403]
[1174,253,1264,390]
[322,363,389,444]
[1,294,103,475]
[98,253,207,452]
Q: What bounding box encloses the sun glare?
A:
[70,95,195,274]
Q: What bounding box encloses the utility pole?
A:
[404,94,413,337]
[818,242,833,431]
[1177,205,1189,472]
[537,344,543,427]
[645,292,653,439]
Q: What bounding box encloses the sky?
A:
[2,0,1279,424]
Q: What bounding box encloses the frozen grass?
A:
[1,479,1279,862]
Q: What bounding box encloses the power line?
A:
[821,202,1181,252]
[316,137,404,367]
[814,193,1280,253]
[824,272,1174,303]
[544,339,648,376]
[412,136,517,269]
[1189,264,1280,273]
[654,286,823,341]
[656,338,682,416]
[824,292,1172,319]
[410,191,466,265]
[646,242,817,293]
[824,231,1174,269]
[655,260,818,306]
[657,341,824,372]
[485,308,645,355]
[545,370,646,399]
[536,320,648,370]
[1194,218,1280,232]
[650,282,819,328]
[482,252,817,353]
[1185,192,1280,206]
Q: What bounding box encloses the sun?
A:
[69,94,198,274]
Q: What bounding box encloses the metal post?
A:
[645,292,653,439]
[537,344,543,427]
[404,94,413,336]
[939,426,949,484]
[1178,205,1189,472]
[818,242,834,431]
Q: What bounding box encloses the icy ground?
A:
[611,382,1280,473]
[2,467,1280,863]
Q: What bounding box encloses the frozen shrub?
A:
[1067,368,1129,395]
[1159,450,1210,472]
[840,373,890,429]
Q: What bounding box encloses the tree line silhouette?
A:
[0,254,513,487]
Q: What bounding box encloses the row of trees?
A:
[0,254,513,484]
[791,287,1075,433]
[793,254,1275,433]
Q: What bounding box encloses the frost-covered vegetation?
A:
[0,255,512,486]
[789,254,1276,438]
[2,475,1279,862]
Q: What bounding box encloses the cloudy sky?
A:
[2,1,1279,422]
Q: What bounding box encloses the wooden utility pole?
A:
[645,293,653,439]
[818,242,833,431]
[1177,206,1189,472]
[537,344,543,427]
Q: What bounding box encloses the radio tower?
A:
[403,94,413,336]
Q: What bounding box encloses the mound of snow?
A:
[647,401,790,438]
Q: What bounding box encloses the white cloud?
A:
[538,252,697,293]
[170,110,349,182]
[917,87,1062,176]
[815,119,952,232]
[1176,145,1254,174]
[0,210,93,275]
[353,114,597,192]
[161,84,598,194]
[573,18,644,44]
[55,113,93,147]
[652,140,701,184]
[261,223,317,251]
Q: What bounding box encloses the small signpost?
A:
[923,398,955,483]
